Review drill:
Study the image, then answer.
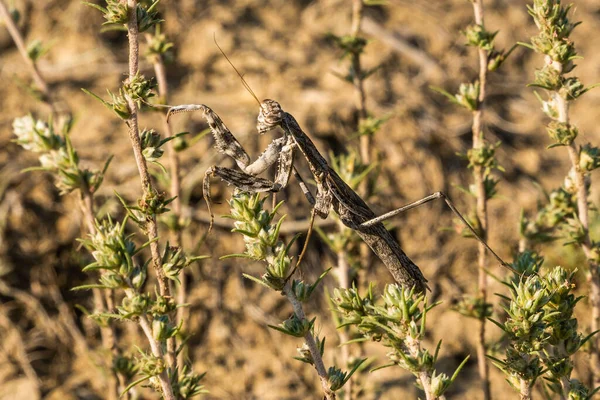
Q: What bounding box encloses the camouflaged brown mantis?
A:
[166,51,516,293]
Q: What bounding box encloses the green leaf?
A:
[242,273,273,290]
[71,283,110,291]
[122,375,151,396]
[220,253,257,260]
[81,1,108,14]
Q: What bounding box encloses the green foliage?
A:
[83,0,162,31]
[26,39,51,62]
[12,115,112,195]
[226,191,293,291]
[145,25,174,65]
[332,285,467,398]
[463,24,498,51]
[432,81,480,111]
[546,121,578,148]
[490,265,593,397]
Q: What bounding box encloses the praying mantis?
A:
[166,50,516,293]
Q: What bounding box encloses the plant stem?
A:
[471,1,491,399]
[334,221,353,400]
[554,91,600,386]
[135,303,176,400]
[146,31,185,373]
[519,379,532,400]
[351,0,369,166]
[122,0,177,380]
[404,336,446,400]
[82,187,125,399]
[283,285,335,400]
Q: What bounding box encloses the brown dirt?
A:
[1,0,600,399]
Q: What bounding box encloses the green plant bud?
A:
[430,371,451,397]
[562,77,586,99]
[138,188,173,216]
[152,314,175,340]
[540,96,559,119]
[463,24,497,51]
[455,81,480,111]
[145,29,174,63]
[546,121,578,147]
[130,265,147,290]
[135,1,162,33]
[137,351,165,377]
[511,251,544,277]
[533,65,563,91]
[140,128,161,148]
[546,357,573,380]
[327,33,368,58]
[151,295,177,315]
[578,144,600,171]
[245,242,267,260]
[100,271,126,289]
[327,366,349,391]
[270,314,313,338]
[108,90,131,119]
[161,245,186,280]
[118,294,151,318]
[103,0,129,24]
[295,342,315,365]
[123,73,156,109]
[293,280,311,302]
[13,115,63,153]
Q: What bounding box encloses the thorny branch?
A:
[283,285,336,400]
[558,92,600,385]
[122,1,176,398]
[146,29,185,375]
[471,1,491,399]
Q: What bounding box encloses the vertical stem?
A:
[122,0,177,388]
[471,1,491,399]
[554,92,600,386]
[283,285,336,400]
[137,312,176,400]
[335,223,351,399]
[82,189,127,399]
[147,33,184,373]
[519,379,532,400]
[351,0,369,165]
[404,336,446,400]
[123,1,169,297]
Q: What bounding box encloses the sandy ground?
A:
[1,0,600,399]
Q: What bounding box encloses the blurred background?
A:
[1,0,600,399]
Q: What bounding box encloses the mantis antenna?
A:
[213,34,262,107]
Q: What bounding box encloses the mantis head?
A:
[257,99,283,135]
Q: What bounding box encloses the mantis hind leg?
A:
[359,191,517,274]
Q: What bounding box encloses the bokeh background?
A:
[1,0,600,399]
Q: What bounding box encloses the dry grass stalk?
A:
[121,0,176,397]
[470,1,491,399]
